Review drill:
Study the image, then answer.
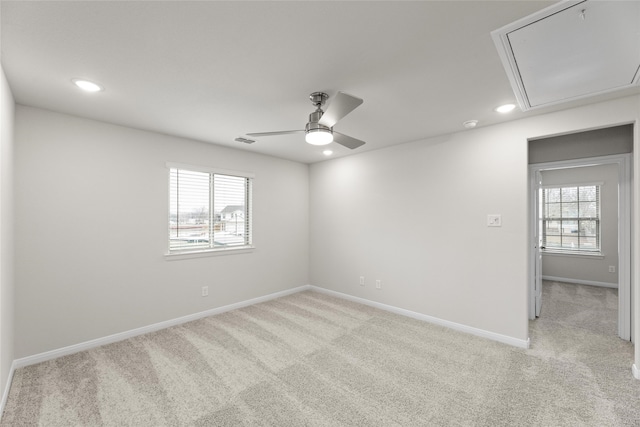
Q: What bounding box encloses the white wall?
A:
[14,106,309,358]
[310,95,639,345]
[310,123,530,341]
[10,94,640,370]
[0,64,15,403]
[541,164,619,286]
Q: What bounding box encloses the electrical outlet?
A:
[375,279,381,289]
[608,266,616,273]
[202,286,209,297]
[359,276,365,286]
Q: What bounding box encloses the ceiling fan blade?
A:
[333,132,365,150]
[247,130,304,137]
[318,92,363,128]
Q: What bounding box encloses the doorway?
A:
[529,151,632,341]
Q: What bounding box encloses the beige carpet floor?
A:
[2,281,639,426]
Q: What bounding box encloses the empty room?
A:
[0,1,639,425]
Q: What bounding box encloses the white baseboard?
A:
[309,286,530,349]
[542,276,618,289]
[11,282,531,374]
[3,282,536,409]
[633,364,640,380]
[0,361,17,417]
[14,285,312,369]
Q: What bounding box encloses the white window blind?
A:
[169,167,252,253]
[541,184,600,253]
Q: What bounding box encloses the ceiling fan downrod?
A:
[306,92,332,137]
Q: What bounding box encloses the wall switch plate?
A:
[202,286,209,297]
[487,214,502,227]
[375,280,381,289]
[359,276,365,286]
[609,266,616,273]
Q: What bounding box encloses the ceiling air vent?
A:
[491,0,640,111]
[235,137,255,144]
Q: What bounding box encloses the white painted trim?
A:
[164,245,255,260]
[14,285,311,369]
[540,181,604,189]
[542,250,604,260]
[13,283,531,372]
[542,276,618,289]
[528,164,539,320]
[0,361,17,417]
[309,286,530,349]
[165,162,255,178]
[633,364,640,380]
[618,154,632,341]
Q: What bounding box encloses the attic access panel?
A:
[492,0,640,111]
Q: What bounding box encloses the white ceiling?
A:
[2,1,638,164]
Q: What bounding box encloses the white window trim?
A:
[165,162,254,259]
[165,162,255,179]
[539,181,604,189]
[541,250,604,259]
[164,245,255,260]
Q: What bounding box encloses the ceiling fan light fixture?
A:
[305,128,333,145]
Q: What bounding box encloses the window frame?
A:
[540,182,602,256]
[165,162,254,259]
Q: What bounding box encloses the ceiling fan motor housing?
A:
[306,110,330,132]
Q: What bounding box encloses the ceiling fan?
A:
[247,91,365,149]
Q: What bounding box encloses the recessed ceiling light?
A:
[72,79,103,92]
[322,150,333,156]
[495,103,516,113]
[463,120,478,129]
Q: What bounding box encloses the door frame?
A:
[528,153,632,341]
[533,169,543,318]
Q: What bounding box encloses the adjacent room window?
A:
[168,164,252,254]
[541,184,600,253]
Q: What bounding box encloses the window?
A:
[168,164,252,254]
[541,184,600,253]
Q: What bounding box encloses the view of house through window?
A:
[541,184,600,253]
[169,167,252,252]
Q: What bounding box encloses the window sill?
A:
[541,250,604,260]
[164,245,255,261]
